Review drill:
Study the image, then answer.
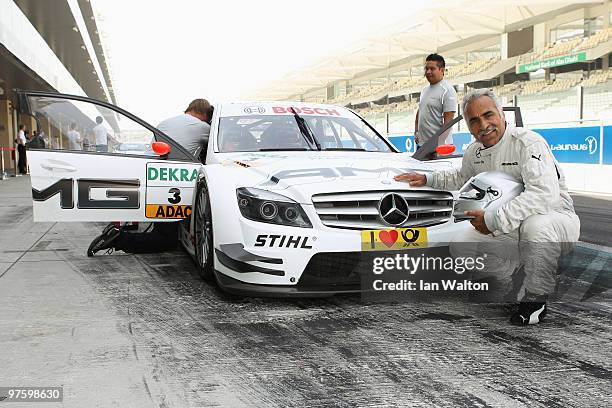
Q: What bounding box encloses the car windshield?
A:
[217,114,393,153]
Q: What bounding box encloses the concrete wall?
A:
[560,163,612,195]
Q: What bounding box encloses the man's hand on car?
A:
[394,172,426,186]
[464,210,491,235]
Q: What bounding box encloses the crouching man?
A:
[394,89,580,325]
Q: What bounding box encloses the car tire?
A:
[194,181,215,281]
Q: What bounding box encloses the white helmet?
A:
[453,171,524,221]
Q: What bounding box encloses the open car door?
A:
[412,106,524,161]
[18,90,201,222]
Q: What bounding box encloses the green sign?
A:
[148,166,197,182]
[516,52,587,74]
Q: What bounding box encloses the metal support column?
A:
[12,105,18,177]
[578,85,584,123]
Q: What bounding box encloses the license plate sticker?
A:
[361,228,428,251]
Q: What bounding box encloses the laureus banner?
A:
[516,52,586,74]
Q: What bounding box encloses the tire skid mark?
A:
[576,360,612,379]
[142,376,154,401]
[479,328,612,379]
[485,381,571,408]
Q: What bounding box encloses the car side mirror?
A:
[152,141,171,156]
[436,144,456,156]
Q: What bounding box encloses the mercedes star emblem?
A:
[378,193,410,226]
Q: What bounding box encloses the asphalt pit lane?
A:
[2,248,69,253]
[415,312,472,322]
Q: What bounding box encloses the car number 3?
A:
[168,188,181,204]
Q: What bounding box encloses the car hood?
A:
[214,151,458,204]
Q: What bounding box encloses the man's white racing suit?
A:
[426,123,580,298]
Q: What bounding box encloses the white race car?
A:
[21,91,476,296]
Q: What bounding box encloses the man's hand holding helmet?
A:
[464,210,491,234]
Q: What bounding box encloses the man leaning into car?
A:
[157,98,213,161]
[394,89,580,326]
[87,98,214,256]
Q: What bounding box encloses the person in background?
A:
[93,116,110,152]
[27,130,46,149]
[83,131,94,151]
[414,53,457,148]
[66,122,82,150]
[16,125,28,174]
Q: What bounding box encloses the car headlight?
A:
[236,187,312,228]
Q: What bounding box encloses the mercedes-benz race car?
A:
[21,90,488,296]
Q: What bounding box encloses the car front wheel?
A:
[194,182,214,281]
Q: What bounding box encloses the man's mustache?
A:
[477,126,496,137]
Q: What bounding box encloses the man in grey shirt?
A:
[157,98,213,159]
[415,53,457,147]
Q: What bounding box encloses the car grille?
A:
[311,190,453,230]
[298,248,452,287]
[298,252,362,287]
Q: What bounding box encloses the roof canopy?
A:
[248,0,603,100]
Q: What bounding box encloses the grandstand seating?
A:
[331,57,501,105]
[387,58,500,94]
[328,82,388,106]
[390,100,418,113]
[356,72,612,126]
[494,82,522,98]
[491,72,601,100]
[520,27,612,65]
[582,69,612,87]
[389,76,427,93]
[540,37,583,60]
[331,27,612,127]
[575,28,611,52]
[583,80,612,121]
[445,57,500,78]
[545,77,582,93]
[518,89,579,124]
[355,100,419,116]
[519,79,548,96]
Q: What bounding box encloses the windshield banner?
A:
[221,103,353,118]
